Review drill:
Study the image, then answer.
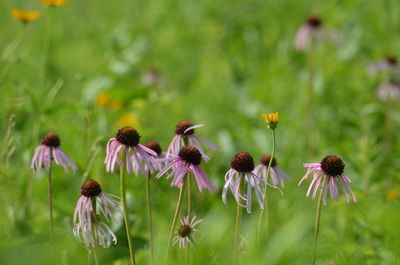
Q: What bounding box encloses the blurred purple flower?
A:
[369,55,400,76]
[105,127,158,175]
[156,146,217,192]
[298,155,356,204]
[167,120,219,161]
[31,132,77,173]
[253,154,290,187]
[377,79,400,102]
[141,66,161,85]
[294,16,340,51]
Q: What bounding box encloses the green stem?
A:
[165,180,186,265]
[48,153,54,241]
[146,171,155,265]
[91,198,99,265]
[256,129,276,241]
[40,7,54,83]
[186,175,192,265]
[307,39,316,156]
[234,180,243,265]
[88,249,92,265]
[120,167,137,265]
[312,183,324,265]
[384,98,394,155]
[0,26,27,84]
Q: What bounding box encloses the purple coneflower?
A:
[73,179,122,226]
[166,120,219,161]
[298,155,356,204]
[156,146,217,192]
[145,140,166,164]
[73,219,117,248]
[369,55,400,76]
[173,215,203,248]
[105,127,158,175]
[223,152,267,213]
[253,154,290,187]
[295,16,340,51]
[377,79,400,102]
[141,66,161,85]
[31,132,77,173]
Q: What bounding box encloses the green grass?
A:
[1,0,400,264]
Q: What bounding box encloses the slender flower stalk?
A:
[257,113,282,239]
[91,198,100,265]
[186,175,192,265]
[146,170,155,265]
[144,141,163,265]
[120,167,137,265]
[256,129,276,240]
[165,181,186,265]
[48,158,54,240]
[312,181,324,265]
[234,180,243,265]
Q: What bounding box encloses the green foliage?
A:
[0,0,399,264]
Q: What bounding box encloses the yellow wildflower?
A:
[109,100,123,110]
[12,9,40,23]
[386,189,400,202]
[262,112,279,130]
[95,91,111,108]
[116,113,140,128]
[42,0,66,7]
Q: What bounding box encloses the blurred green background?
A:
[1,0,400,264]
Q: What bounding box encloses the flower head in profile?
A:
[369,55,400,76]
[223,152,282,213]
[145,141,165,158]
[377,79,400,102]
[143,140,164,171]
[42,0,66,7]
[104,127,158,175]
[12,9,40,24]
[31,132,77,173]
[173,215,203,248]
[294,15,340,51]
[167,120,219,161]
[73,179,121,248]
[253,154,290,187]
[156,146,217,192]
[262,112,279,130]
[73,179,122,227]
[298,155,356,204]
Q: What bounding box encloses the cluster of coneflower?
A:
[31,113,356,265]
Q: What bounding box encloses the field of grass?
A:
[1,0,400,264]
